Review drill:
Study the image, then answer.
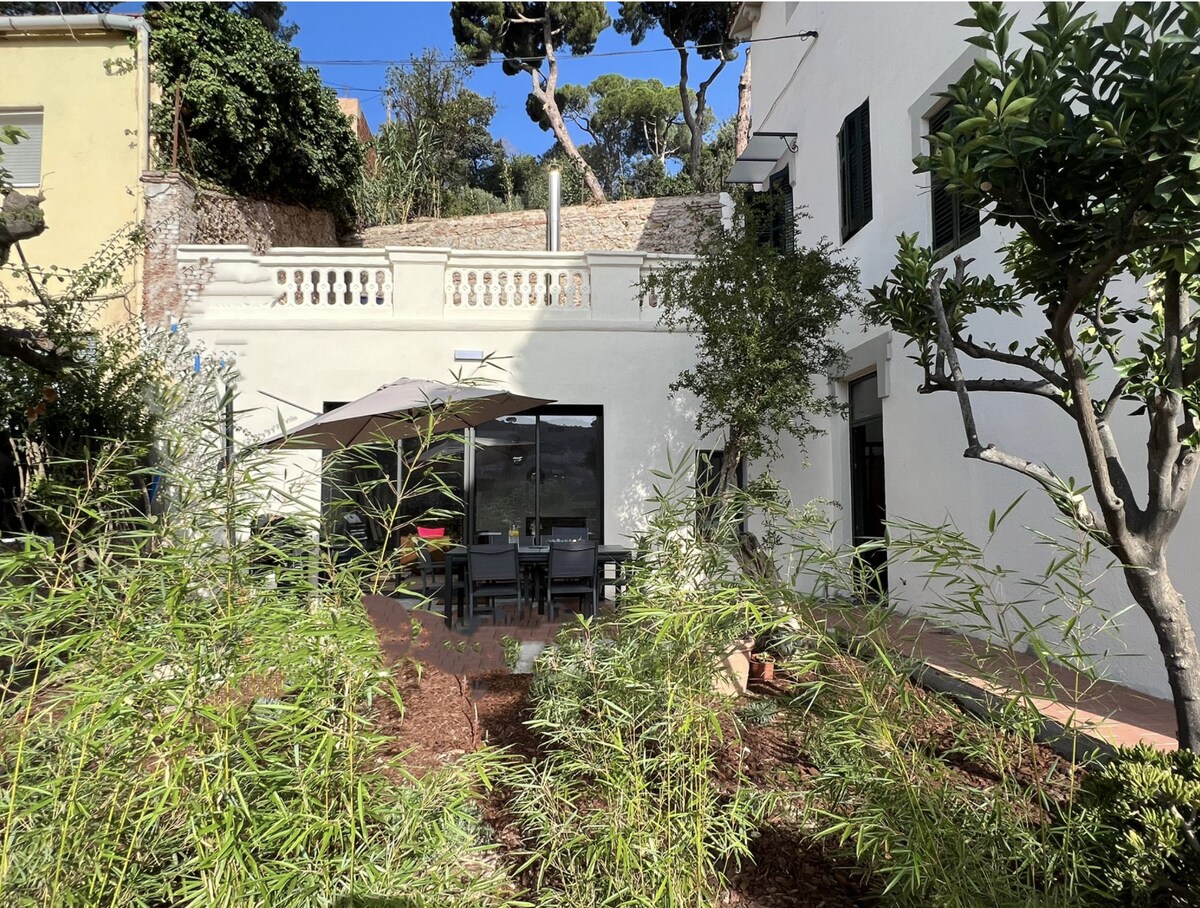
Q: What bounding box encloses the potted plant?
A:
[749,651,775,683]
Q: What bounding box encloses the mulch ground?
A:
[364,597,879,906]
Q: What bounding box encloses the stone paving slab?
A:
[816,605,1178,750]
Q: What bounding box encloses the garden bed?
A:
[365,606,879,906]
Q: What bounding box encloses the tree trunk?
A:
[716,429,780,585]
[1123,549,1200,750]
[735,50,752,157]
[527,31,606,205]
[676,52,726,183]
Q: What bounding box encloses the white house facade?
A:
[731,0,1197,702]
[179,237,714,552]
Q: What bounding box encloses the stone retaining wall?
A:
[351,193,728,254]
[142,171,337,326]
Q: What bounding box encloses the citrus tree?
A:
[868,2,1200,748]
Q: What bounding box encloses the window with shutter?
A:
[767,167,794,252]
[749,167,794,253]
[928,105,980,257]
[837,99,872,242]
[0,110,44,188]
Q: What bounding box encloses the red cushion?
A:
[416,526,446,539]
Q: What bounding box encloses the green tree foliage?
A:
[615,2,740,181]
[145,3,362,226]
[628,118,738,198]
[867,1,1200,749]
[452,1,611,203]
[370,50,501,221]
[0,222,156,533]
[640,197,862,492]
[527,74,703,199]
[143,2,298,41]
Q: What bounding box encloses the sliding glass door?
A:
[473,415,538,538]
[319,406,603,545]
[472,407,603,542]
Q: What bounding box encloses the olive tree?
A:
[640,196,861,497]
[867,2,1200,748]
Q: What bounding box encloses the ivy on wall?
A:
[145,4,364,228]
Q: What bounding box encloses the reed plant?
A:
[510,627,765,908]
[0,339,519,907]
[600,451,1128,906]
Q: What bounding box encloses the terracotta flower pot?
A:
[749,658,775,682]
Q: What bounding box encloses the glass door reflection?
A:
[473,415,537,541]
[535,413,600,540]
[470,408,603,543]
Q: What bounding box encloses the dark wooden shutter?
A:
[931,175,957,250]
[929,105,980,256]
[838,120,852,238]
[749,168,794,253]
[839,99,872,241]
[857,102,872,224]
[769,167,794,253]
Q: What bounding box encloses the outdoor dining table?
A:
[440,544,634,627]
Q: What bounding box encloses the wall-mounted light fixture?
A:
[454,349,486,362]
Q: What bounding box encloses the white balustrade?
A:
[638,255,693,312]
[176,246,692,324]
[273,261,393,309]
[444,257,590,310]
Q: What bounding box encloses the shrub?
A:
[1079,744,1200,905]
[510,628,765,907]
[0,351,517,905]
[146,4,364,227]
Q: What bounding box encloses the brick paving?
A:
[818,605,1178,750]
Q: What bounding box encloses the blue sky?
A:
[284,2,742,155]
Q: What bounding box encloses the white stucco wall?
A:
[744,1,1192,700]
[180,246,707,548]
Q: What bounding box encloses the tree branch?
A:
[953,337,1071,390]
[920,372,1072,412]
[928,259,1106,537]
[0,325,72,376]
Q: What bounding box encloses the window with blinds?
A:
[928,105,979,257]
[0,110,44,188]
[837,99,872,242]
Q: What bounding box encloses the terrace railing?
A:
[176,246,692,327]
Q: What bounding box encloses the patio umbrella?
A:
[262,378,553,450]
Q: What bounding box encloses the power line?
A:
[302,31,816,69]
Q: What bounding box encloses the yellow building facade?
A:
[0,14,151,325]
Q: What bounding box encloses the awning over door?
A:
[725,131,798,185]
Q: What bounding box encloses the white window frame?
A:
[0,108,45,189]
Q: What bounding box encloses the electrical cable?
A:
[302,31,818,69]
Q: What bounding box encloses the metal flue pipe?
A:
[546,165,561,252]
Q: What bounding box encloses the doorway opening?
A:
[849,374,886,597]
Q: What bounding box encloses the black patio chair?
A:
[546,541,599,620]
[466,543,525,623]
[417,537,463,602]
